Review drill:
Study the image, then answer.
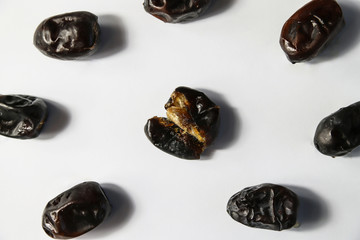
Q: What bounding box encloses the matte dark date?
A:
[0,95,47,139]
[143,0,212,23]
[280,0,344,63]
[314,101,360,157]
[145,87,220,159]
[34,11,100,60]
[227,183,298,231]
[42,182,111,239]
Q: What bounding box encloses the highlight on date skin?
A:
[280,0,344,63]
[144,86,220,159]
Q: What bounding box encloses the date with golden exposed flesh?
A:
[145,87,220,159]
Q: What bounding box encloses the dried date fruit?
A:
[42,181,111,239]
[143,0,212,23]
[314,101,360,157]
[145,117,205,159]
[145,87,220,159]
[227,183,299,231]
[0,95,47,139]
[34,11,100,60]
[280,0,344,63]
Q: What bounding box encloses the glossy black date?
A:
[42,182,111,239]
[227,183,299,231]
[143,0,212,23]
[314,101,360,157]
[145,87,220,159]
[280,0,344,63]
[34,11,100,60]
[0,95,47,139]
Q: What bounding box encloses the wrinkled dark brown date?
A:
[145,87,220,159]
[143,0,212,23]
[34,11,100,60]
[0,95,47,139]
[42,182,111,239]
[280,0,344,63]
[145,117,205,159]
[314,101,360,157]
[227,183,298,231]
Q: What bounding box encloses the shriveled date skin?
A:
[143,0,212,23]
[0,95,47,139]
[280,0,344,63]
[34,11,100,60]
[227,183,299,231]
[145,87,220,159]
[314,102,360,157]
[42,182,111,239]
[145,117,204,159]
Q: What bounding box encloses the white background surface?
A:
[1,0,360,239]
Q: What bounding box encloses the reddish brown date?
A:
[145,87,220,159]
[0,95,47,139]
[42,182,111,239]
[143,0,212,23]
[280,0,344,63]
[34,11,100,60]
[227,183,299,231]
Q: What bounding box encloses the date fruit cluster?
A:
[10,0,356,237]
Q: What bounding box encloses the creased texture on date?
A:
[145,117,204,159]
[145,87,220,159]
[227,183,299,231]
[143,0,212,23]
[280,0,344,63]
[314,101,360,157]
[0,95,47,139]
[42,182,111,239]
[34,11,100,60]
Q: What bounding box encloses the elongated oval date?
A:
[0,95,47,139]
[280,0,344,63]
[42,182,111,239]
[145,87,220,159]
[314,102,360,157]
[227,183,299,231]
[34,11,100,60]
[143,0,212,23]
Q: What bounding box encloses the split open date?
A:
[33,11,100,60]
[42,182,111,239]
[280,0,344,63]
[227,183,299,231]
[145,87,220,159]
[0,95,47,139]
